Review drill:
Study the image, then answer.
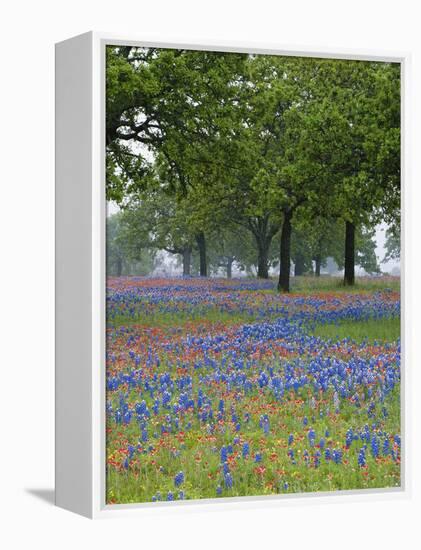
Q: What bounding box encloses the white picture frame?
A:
[55,31,409,519]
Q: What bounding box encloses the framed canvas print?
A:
[55,32,407,518]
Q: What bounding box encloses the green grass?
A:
[107,309,255,328]
[106,385,401,503]
[309,316,400,343]
[289,275,400,294]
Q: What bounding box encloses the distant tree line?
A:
[106,46,400,290]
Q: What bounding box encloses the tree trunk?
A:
[315,255,321,277]
[226,257,233,279]
[116,257,123,277]
[294,254,305,277]
[196,232,207,277]
[344,221,355,286]
[278,211,292,292]
[182,247,191,276]
[256,240,269,278]
[249,215,279,279]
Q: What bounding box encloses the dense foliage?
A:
[106,47,400,288]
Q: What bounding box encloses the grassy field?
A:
[106,276,401,504]
[310,317,400,343]
[290,275,400,293]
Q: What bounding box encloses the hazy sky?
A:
[375,223,399,272]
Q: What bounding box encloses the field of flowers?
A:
[106,277,401,504]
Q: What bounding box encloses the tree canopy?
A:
[106,46,400,289]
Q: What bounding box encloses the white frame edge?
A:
[55,32,94,518]
[55,31,411,519]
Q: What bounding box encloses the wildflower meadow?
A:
[106,276,400,504]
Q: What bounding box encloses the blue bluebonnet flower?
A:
[308,428,316,447]
[254,452,262,463]
[220,446,228,463]
[166,491,174,501]
[367,402,375,418]
[345,428,354,449]
[358,446,367,467]
[259,414,270,435]
[162,391,171,409]
[332,449,342,464]
[216,485,222,496]
[242,442,250,458]
[174,471,185,487]
[287,449,296,464]
[224,472,233,489]
[288,434,294,445]
[123,411,133,424]
[370,434,380,458]
[361,424,370,443]
[135,400,148,416]
[218,399,225,414]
